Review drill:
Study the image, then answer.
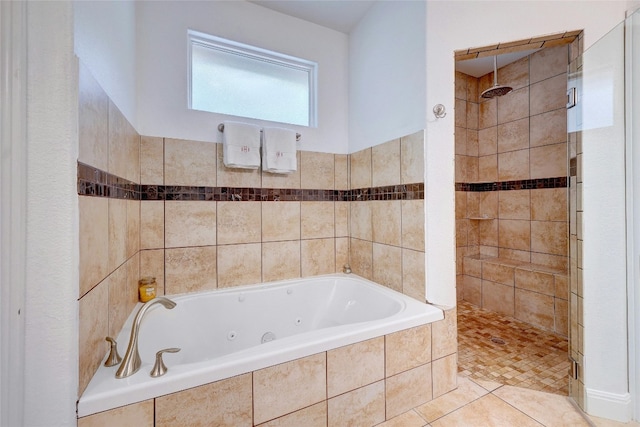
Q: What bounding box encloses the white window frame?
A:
[187,29,318,127]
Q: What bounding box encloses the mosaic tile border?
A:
[455,177,567,192]
[78,162,424,202]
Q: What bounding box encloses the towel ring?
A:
[218,123,301,142]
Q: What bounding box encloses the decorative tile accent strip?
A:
[79,163,425,202]
[455,177,567,192]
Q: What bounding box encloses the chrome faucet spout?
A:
[115,296,176,379]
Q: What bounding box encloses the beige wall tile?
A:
[432,353,458,398]
[497,118,529,153]
[334,154,349,190]
[302,238,336,277]
[335,237,349,273]
[350,201,372,241]
[164,138,216,187]
[531,252,568,271]
[478,155,498,182]
[455,72,467,100]
[217,243,261,288]
[373,243,402,293]
[78,282,108,395]
[78,399,154,427]
[482,261,515,286]
[498,149,529,181]
[262,202,301,242]
[455,98,467,128]
[79,196,109,297]
[372,139,401,187]
[531,221,568,256]
[372,201,401,246]
[350,148,372,189]
[109,198,128,272]
[555,298,569,336]
[467,102,479,130]
[217,201,261,244]
[530,45,568,84]
[328,381,385,427]
[335,202,349,237]
[480,192,498,219]
[401,200,424,251]
[254,353,326,425]
[257,402,327,427]
[555,273,569,299]
[482,280,515,317]
[108,261,135,338]
[467,193,480,217]
[140,201,164,249]
[497,87,529,124]
[478,127,497,156]
[499,247,531,263]
[498,219,531,251]
[216,144,261,188]
[405,145,433,194]
[140,136,164,185]
[386,324,431,377]
[108,101,139,183]
[165,246,217,294]
[478,99,497,129]
[499,57,529,90]
[126,199,140,258]
[463,257,482,278]
[432,307,457,359]
[327,337,384,398]
[301,201,335,239]
[165,201,216,248]
[515,288,555,330]
[478,219,498,247]
[498,190,530,220]
[530,74,567,116]
[386,363,433,419]
[530,109,567,148]
[262,151,301,189]
[530,143,567,179]
[140,249,165,296]
[468,76,479,103]
[467,129,479,157]
[456,127,468,156]
[350,238,373,280]
[455,192,466,219]
[156,374,252,427]
[262,241,301,282]
[456,220,468,247]
[531,188,567,221]
[402,248,425,301]
[301,151,334,190]
[463,275,482,306]
[78,63,108,171]
[515,268,555,295]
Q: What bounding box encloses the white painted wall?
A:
[74,0,137,126]
[348,1,426,153]
[25,1,78,425]
[424,0,632,419]
[136,1,349,154]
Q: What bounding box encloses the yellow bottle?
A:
[138,277,157,303]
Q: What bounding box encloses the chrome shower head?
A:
[481,56,512,99]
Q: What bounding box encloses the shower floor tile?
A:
[457,300,569,395]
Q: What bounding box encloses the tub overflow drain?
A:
[261,332,276,344]
[490,336,506,345]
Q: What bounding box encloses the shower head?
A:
[481,56,513,99]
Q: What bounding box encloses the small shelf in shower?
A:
[468,216,494,220]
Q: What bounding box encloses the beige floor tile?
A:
[430,394,543,427]
[415,375,489,423]
[493,385,591,427]
[588,415,640,427]
[375,410,428,427]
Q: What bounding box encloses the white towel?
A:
[222,121,262,169]
[262,127,297,174]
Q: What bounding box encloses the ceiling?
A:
[248,0,376,34]
[455,48,542,78]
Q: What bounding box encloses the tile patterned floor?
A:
[457,300,570,395]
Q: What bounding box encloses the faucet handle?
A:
[104,337,122,367]
[150,347,181,378]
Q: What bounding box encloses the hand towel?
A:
[222,121,262,169]
[262,127,297,174]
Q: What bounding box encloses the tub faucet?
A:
[115,297,177,379]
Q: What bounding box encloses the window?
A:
[188,30,317,127]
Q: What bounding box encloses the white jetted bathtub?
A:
[78,274,443,417]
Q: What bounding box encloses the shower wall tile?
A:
[531,188,567,221]
[455,127,467,155]
[164,138,216,187]
[350,147,372,189]
[350,238,373,280]
[126,199,140,258]
[463,275,482,306]
[140,249,165,296]
[108,101,140,184]
[328,381,385,427]
[262,240,301,282]
[155,373,252,427]
[385,363,432,419]
[262,202,301,242]
[253,353,326,425]
[455,98,467,128]
[499,190,531,220]
[478,127,497,156]
[334,154,348,190]
[515,268,555,296]
[78,62,108,171]
[498,219,531,251]
[301,238,335,277]
[140,136,164,185]
[372,200,401,246]
[301,151,334,190]
[530,74,567,116]
[531,221,568,256]
[467,103,479,130]
[482,280,515,317]
[497,87,529,124]
[108,198,128,271]
[467,130,479,157]
[555,298,568,336]
[530,109,567,148]
[479,192,498,219]
[372,138,401,187]
[402,248,425,301]
[455,71,468,100]
[350,201,372,241]
[478,99,497,129]
[401,131,425,185]
[467,76,479,103]
[335,202,349,237]
[499,56,529,91]
[335,237,349,273]
[372,243,402,293]
[165,246,217,294]
[107,259,135,339]
[78,399,154,427]
[482,261,515,286]
[515,288,555,331]
[327,336,384,398]
[401,200,424,251]
[530,143,567,179]
[78,281,108,395]
[301,201,335,239]
[530,45,568,84]
[217,243,261,288]
[140,201,164,249]
[498,149,529,181]
[216,144,261,188]
[478,155,498,182]
[217,201,261,244]
[479,219,498,247]
[497,118,529,153]
[165,201,216,248]
[79,196,109,297]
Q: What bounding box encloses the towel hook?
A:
[433,104,446,119]
[218,123,301,142]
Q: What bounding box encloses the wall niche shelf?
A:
[468,216,494,220]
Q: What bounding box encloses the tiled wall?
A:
[348,133,426,302]
[78,308,457,427]
[455,44,570,336]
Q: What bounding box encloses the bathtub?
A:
[78,274,443,417]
